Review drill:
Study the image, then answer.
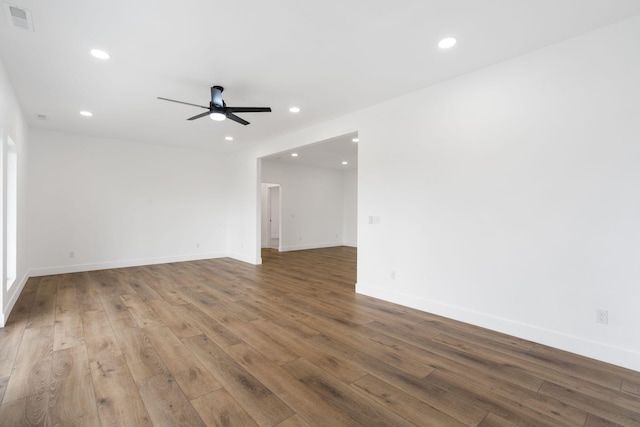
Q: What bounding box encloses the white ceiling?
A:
[1,1,640,162]
[262,132,359,171]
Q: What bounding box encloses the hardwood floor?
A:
[1,246,639,426]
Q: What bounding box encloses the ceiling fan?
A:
[158,86,271,125]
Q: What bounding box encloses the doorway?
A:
[261,183,281,249]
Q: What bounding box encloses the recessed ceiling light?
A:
[438,37,457,49]
[352,138,359,142]
[291,153,298,157]
[342,161,349,165]
[80,110,93,117]
[225,136,234,141]
[289,107,300,113]
[90,49,110,59]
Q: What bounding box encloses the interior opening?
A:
[258,131,358,282]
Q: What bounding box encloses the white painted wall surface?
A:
[269,186,280,241]
[28,130,228,275]
[357,17,640,371]
[261,160,346,251]
[0,58,29,326]
[226,153,262,264]
[342,169,357,247]
[260,183,270,247]
[228,17,640,371]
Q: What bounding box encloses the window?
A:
[6,136,17,287]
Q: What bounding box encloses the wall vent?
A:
[3,3,33,31]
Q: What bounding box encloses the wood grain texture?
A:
[138,372,206,427]
[191,388,258,427]
[183,334,294,426]
[144,326,221,399]
[50,345,100,426]
[1,246,639,426]
[2,326,53,404]
[90,355,153,427]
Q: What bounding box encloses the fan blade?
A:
[157,97,209,109]
[226,113,250,125]
[211,86,224,108]
[187,111,213,120]
[226,107,272,113]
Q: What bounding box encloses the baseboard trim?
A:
[356,282,640,372]
[29,252,227,277]
[227,253,262,265]
[279,241,344,252]
[1,271,30,327]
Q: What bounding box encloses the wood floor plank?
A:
[623,379,640,397]
[54,309,84,351]
[191,388,259,427]
[148,298,202,339]
[81,310,122,363]
[583,413,628,427]
[234,297,320,340]
[99,290,132,322]
[120,294,165,329]
[1,247,638,426]
[435,333,631,401]
[0,315,28,378]
[222,318,299,365]
[478,413,521,427]
[538,381,640,426]
[90,355,153,427]
[111,325,167,382]
[430,322,622,391]
[2,326,53,404]
[283,357,416,427]
[138,372,206,427]
[49,345,99,426]
[76,275,103,313]
[530,342,640,384]
[225,342,363,427]
[26,277,57,329]
[273,415,312,427]
[144,326,221,399]
[425,368,584,427]
[352,374,467,426]
[307,332,488,426]
[171,303,242,348]
[183,334,294,426]
[123,269,164,302]
[0,391,50,426]
[0,376,8,404]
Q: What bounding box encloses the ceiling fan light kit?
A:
[158,85,271,126]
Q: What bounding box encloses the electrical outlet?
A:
[596,309,608,324]
[196,242,200,248]
[69,251,75,258]
[390,271,396,280]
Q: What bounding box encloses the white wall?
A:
[28,130,228,275]
[356,16,640,371]
[228,17,640,371]
[0,58,29,327]
[342,168,357,247]
[261,160,353,251]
